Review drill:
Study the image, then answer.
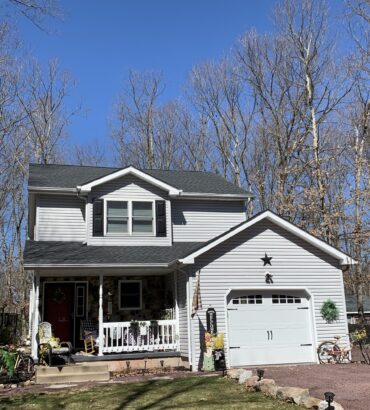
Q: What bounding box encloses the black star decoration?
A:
[261,253,272,266]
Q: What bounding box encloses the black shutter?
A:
[156,200,166,237]
[93,199,104,236]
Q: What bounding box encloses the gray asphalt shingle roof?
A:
[24,240,204,266]
[28,164,249,196]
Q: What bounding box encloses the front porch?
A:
[30,270,181,360]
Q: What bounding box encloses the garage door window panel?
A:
[232,295,263,305]
[272,294,301,304]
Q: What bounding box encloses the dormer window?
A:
[104,200,155,235]
[106,201,128,233]
[132,202,154,233]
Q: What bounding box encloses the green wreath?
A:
[321,300,339,322]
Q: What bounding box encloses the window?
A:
[272,294,301,304]
[107,201,128,233]
[105,200,154,235]
[119,280,142,310]
[232,295,263,305]
[132,202,153,233]
[75,285,85,317]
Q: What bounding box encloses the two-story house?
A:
[25,163,355,371]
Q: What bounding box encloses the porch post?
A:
[174,270,180,350]
[98,273,103,356]
[31,273,40,360]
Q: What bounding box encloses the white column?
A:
[98,273,104,356]
[173,270,180,350]
[31,274,40,360]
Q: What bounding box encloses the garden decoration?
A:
[261,253,272,266]
[203,332,214,371]
[320,300,339,322]
[351,328,370,364]
[206,307,217,334]
[257,368,264,381]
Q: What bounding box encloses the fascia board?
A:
[179,210,357,266]
[77,166,181,195]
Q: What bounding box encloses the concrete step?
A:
[36,363,108,375]
[35,363,110,384]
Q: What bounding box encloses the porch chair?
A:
[36,322,72,366]
[81,319,104,353]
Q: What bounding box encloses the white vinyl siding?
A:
[37,195,86,242]
[171,200,246,242]
[87,175,171,246]
[189,220,348,370]
[177,269,189,359]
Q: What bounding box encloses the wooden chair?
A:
[36,322,72,366]
[84,336,95,354]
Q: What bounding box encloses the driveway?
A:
[265,363,369,410]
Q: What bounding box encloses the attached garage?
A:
[179,211,356,371]
[227,289,315,367]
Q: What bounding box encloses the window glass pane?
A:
[107,219,128,233]
[132,219,152,233]
[133,202,152,217]
[107,201,128,217]
[120,282,141,309]
[232,299,239,304]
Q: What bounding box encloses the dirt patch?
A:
[265,363,370,410]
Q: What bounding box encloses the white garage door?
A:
[227,290,314,367]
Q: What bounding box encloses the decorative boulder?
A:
[276,386,310,405]
[318,401,344,410]
[238,370,253,384]
[245,376,259,388]
[301,396,322,409]
[256,379,277,398]
[227,368,245,379]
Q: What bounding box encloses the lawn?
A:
[0,375,304,409]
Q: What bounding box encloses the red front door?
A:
[44,283,74,343]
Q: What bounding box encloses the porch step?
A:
[35,363,110,384]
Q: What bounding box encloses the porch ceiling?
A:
[24,240,203,268]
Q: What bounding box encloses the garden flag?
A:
[191,270,202,317]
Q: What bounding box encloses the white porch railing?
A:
[102,320,177,354]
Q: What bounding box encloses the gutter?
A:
[24,263,171,269]
[29,186,78,194]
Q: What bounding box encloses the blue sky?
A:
[14,0,275,146]
[15,0,343,148]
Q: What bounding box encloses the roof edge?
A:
[179,210,357,266]
[77,165,181,195]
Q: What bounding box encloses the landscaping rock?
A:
[227,368,245,379]
[318,401,344,410]
[245,376,259,388]
[301,396,322,409]
[24,380,32,386]
[238,370,253,384]
[10,384,17,389]
[0,384,4,389]
[276,386,309,405]
[257,379,277,398]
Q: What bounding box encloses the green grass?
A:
[0,376,304,409]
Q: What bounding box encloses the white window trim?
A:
[119,280,142,311]
[103,199,156,237]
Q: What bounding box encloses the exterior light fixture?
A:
[257,368,264,381]
[324,391,335,410]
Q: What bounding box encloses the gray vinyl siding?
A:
[171,200,246,242]
[87,175,171,246]
[177,269,189,359]
[36,195,86,242]
[189,220,348,370]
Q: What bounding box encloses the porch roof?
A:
[24,240,203,268]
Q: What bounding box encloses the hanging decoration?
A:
[320,300,339,322]
[206,307,217,334]
[261,253,273,266]
[52,287,66,304]
[265,272,274,284]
